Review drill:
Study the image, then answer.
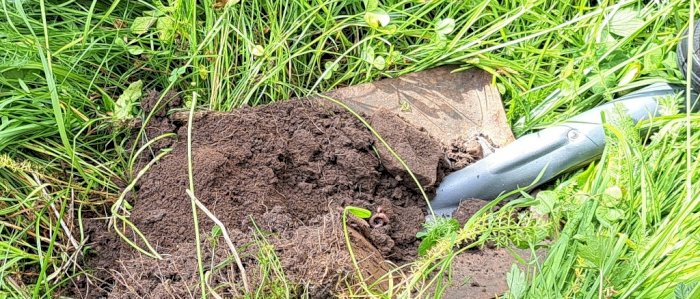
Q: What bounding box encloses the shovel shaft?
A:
[431,83,681,216]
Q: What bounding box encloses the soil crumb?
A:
[76,99,430,298]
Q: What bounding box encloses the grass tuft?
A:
[0,0,698,297]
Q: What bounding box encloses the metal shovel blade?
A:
[324,66,514,148]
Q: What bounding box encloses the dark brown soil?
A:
[441,248,531,299]
[452,199,491,225]
[64,85,528,299]
[74,98,445,298]
[369,109,443,187]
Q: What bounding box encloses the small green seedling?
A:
[416,217,460,256]
[346,206,372,219]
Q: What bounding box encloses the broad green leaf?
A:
[377,24,397,35]
[168,66,187,83]
[605,208,625,221]
[435,18,455,35]
[127,46,144,55]
[364,8,390,29]
[577,239,604,267]
[385,50,402,66]
[365,0,379,10]
[114,37,126,47]
[604,186,623,200]
[198,64,208,79]
[506,264,526,299]
[532,190,557,214]
[211,225,222,238]
[152,1,174,14]
[417,233,437,256]
[116,37,144,55]
[114,80,142,121]
[372,56,386,70]
[618,61,640,87]
[156,16,176,43]
[131,16,157,35]
[346,206,372,219]
[143,10,162,17]
[663,51,679,70]
[361,47,375,63]
[251,45,264,57]
[609,8,644,37]
[323,61,339,80]
[589,69,617,96]
[18,79,29,93]
[643,44,664,73]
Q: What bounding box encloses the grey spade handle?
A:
[431,82,682,216]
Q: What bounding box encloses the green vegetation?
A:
[0,0,698,298]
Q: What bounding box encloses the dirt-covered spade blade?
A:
[325,66,514,149]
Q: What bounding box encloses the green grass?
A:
[0,0,699,298]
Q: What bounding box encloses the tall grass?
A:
[0,0,698,297]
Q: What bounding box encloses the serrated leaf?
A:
[609,8,644,37]
[577,235,612,267]
[533,190,557,215]
[675,282,697,299]
[506,264,526,299]
[114,80,143,121]
[417,217,460,256]
[346,206,372,219]
[131,16,157,35]
[364,8,390,29]
[435,18,455,35]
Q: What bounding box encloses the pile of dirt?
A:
[73,96,461,298]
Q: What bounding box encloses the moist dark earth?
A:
[68,94,504,298]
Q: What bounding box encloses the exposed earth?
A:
[68,89,520,298]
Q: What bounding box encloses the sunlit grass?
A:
[0,0,698,297]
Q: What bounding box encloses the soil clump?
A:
[74,97,448,298]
